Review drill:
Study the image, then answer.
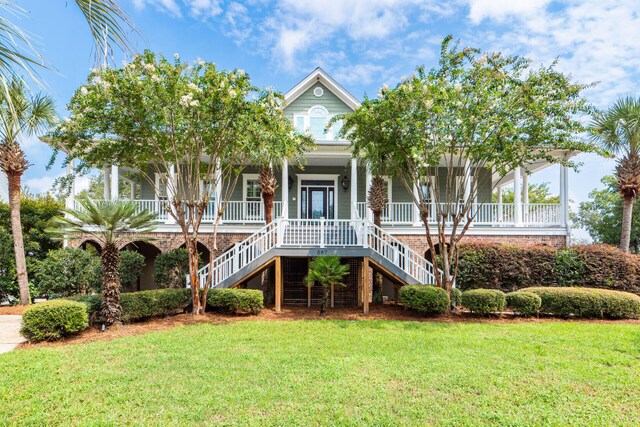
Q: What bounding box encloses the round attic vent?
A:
[313,87,324,97]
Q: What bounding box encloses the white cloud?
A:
[466,0,551,24]
[132,0,182,17]
[188,0,222,18]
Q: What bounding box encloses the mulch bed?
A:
[15,304,640,350]
[0,305,27,315]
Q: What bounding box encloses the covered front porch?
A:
[64,151,570,230]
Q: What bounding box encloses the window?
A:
[313,87,324,97]
[309,106,328,139]
[295,116,305,133]
[243,175,262,219]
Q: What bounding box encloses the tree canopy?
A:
[340,36,599,292]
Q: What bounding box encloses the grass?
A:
[1,320,639,426]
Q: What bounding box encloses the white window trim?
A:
[296,174,339,219]
[293,105,342,141]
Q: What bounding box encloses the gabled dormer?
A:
[283,68,360,143]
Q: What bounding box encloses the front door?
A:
[309,187,327,219]
[300,180,335,219]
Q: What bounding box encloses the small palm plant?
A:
[48,196,156,326]
[305,256,350,316]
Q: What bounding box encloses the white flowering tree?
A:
[341,37,600,295]
[51,51,263,314]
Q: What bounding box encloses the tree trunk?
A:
[320,286,330,315]
[620,195,635,252]
[186,238,202,314]
[100,243,122,326]
[7,174,29,305]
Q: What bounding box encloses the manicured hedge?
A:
[522,287,640,319]
[457,243,640,295]
[506,291,541,317]
[207,289,263,315]
[20,300,89,342]
[68,288,191,324]
[461,289,506,315]
[399,285,450,315]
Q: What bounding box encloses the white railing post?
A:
[497,186,503,223]
[320,217,325,248]
[276,218,283,248]
[560,164,568,227]
[522,172,529,224]
[362,220,368,248]
[513,166,522,227]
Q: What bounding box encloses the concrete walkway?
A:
[0,315,25,354]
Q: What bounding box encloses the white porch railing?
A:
[194,218,441,289]
[357,202,561,227]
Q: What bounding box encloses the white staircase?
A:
[193,217,440,289]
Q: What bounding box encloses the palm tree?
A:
[368,175,387,302]
[589,97,640,252]
[0,79,56,305]
[0,0,135,86]
[304,256,350,315]
[48,197,156,326]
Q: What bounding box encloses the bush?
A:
[450,288,462,307]
[33,248,101,297]
[506,291,541,316]
[67,288,191,324]
[153,248,193,288]
[522,287,640,319]
[457,243,640,295]
[20,300,88,342]
[207,289,263,315]
[399,285,450,315]
[461,289,506,315]
[118,250,146,292]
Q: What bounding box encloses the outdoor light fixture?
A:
[341,175,350,191]
[288,175,294,190]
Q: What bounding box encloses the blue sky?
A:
[16,0,640,238]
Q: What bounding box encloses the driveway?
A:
[0,315,25,354]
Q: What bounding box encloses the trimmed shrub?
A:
[461,289,506,315]
[522,287,640,319]
[33,248,101,297]
[399,285,450,315]
[506,291,541,317]
[20,300,88,342]
[67,288,191,324]
[451,288,462,307]
[457,243,640,295]
[118,250,146,292]
[207,289,263,315]
[153,248,198,289]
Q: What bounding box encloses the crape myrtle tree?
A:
[340,36,599,295]
[51,52,302,314]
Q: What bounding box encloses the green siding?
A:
[284,83,353,120]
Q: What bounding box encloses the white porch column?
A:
[522,172,529,223]
[560,164,568,227]
[513,166,522,226]
[350,158,357,220]
[103,167,111,200]
[65,160,76,210]
[463,160,471,202]
[497,186,503,223]
[110,165,119,200]
[365,162,372,221]
[281,158,289,219]
[413,184,422,226]
[214,159,222,223]
[166,164,176,224]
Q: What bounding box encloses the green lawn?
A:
[1,320,639,426]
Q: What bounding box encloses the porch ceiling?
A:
[493,150,579,187]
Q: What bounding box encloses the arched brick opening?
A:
[79,239,102,255]
[178,241,211,266]
[121,241,162,291]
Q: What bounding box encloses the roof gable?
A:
[284,68,360,111]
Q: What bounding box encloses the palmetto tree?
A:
[0,79,56,305]
[48,197,156,326]
[589,97,640,252]
[304,256,350,316]
[368,175,387,302]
